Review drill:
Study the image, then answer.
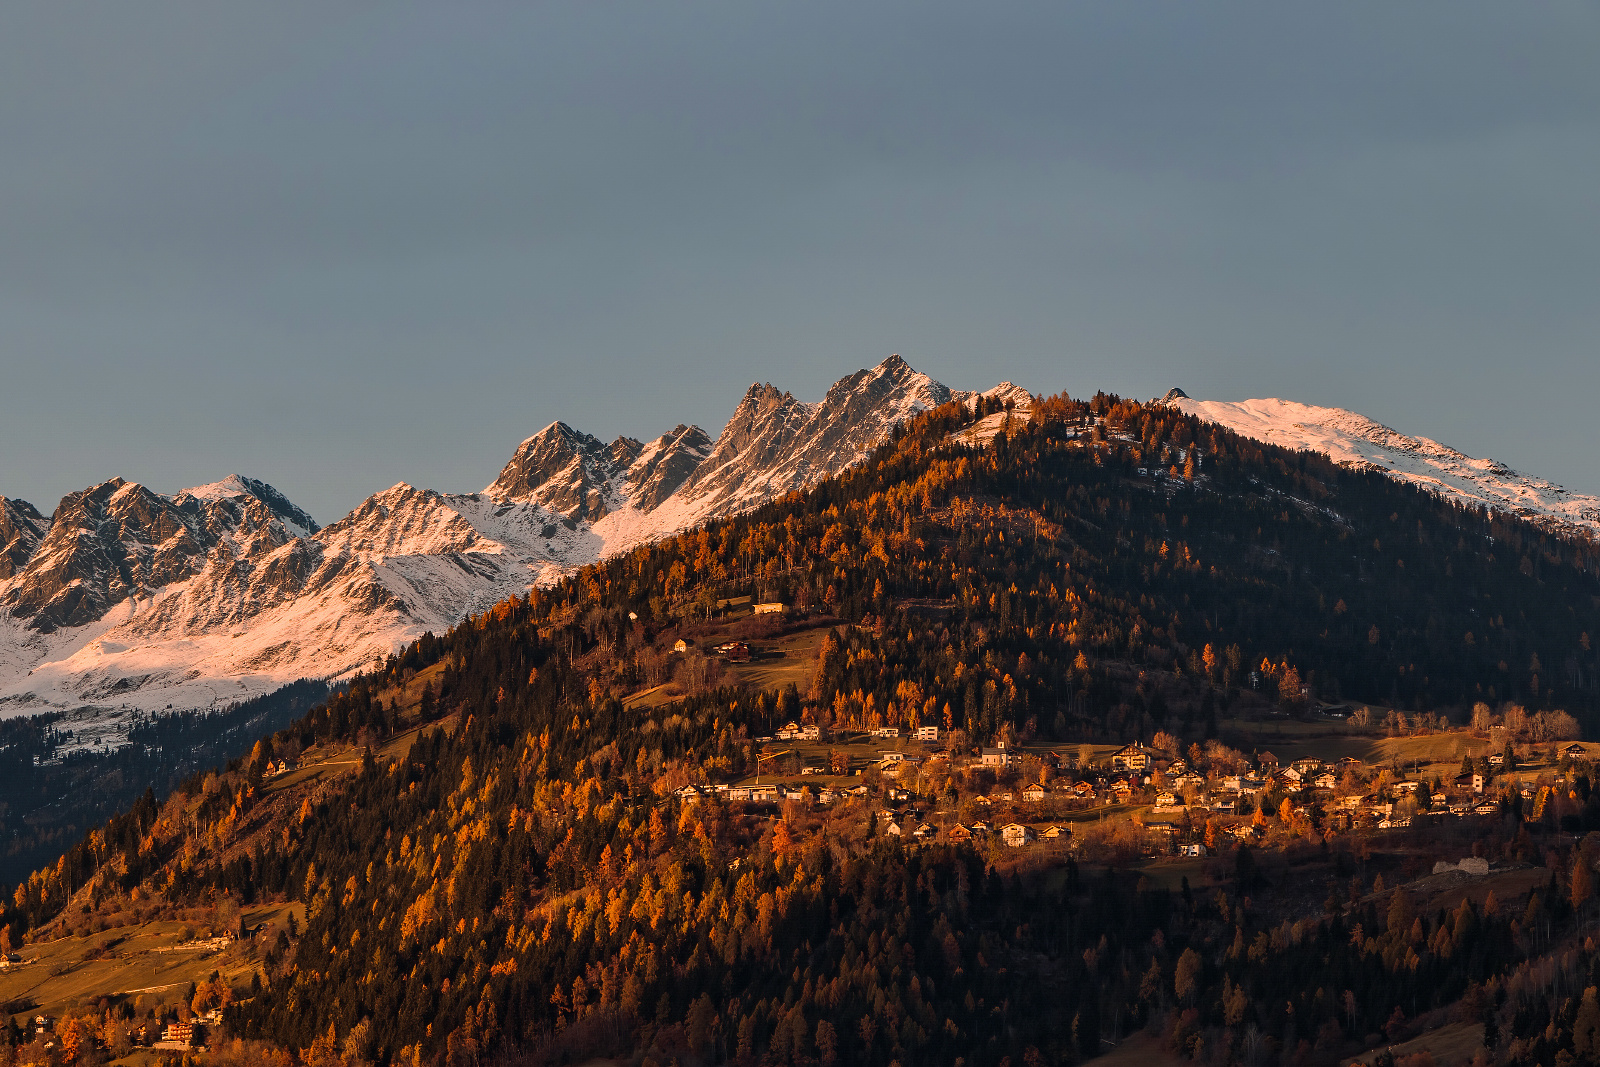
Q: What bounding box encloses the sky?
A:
[2,2,1597,525]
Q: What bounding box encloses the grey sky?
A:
[2,2,1597,524]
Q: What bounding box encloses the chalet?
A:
[1001,823,1037,847]
[673,638,695,653]
[163,1022,195,1045]
[783,786,809,802]
[1180,843,1208,858]
[1208,800,1236,814]
[973,793,993,805]
[1313,772,1338,790]
[1144,821,1178,835]
[1453,772,1485,795]
[1167,758,1189,774]
[914,725,940,742]
[1111,781,1134,803]
[1393,780,1422,795]
[1339,756,1363,770]
[981,746,1016,768]
[1154,791,1180,808]
[888,788,913,802]
[1379,816,1412,829]
[1276,767,1304,787]
[1473,802,1500,816]
[883,819,904,837]
[1041,825,1072,841]
[870,726,902,739]
[1291,758,1323,775]
[776,721,804,740]
[1111,743,1151,773]
[1229,825,1258,841]
[1072,781,1097,799]
[1022,785,1047,802]
[1174,773,1206,791]
[817,788,838,804]
[722,642,752,663]
[675,785,705,804]
[970,820,992,835]
[753,601,787,615]
[1566,744,1588,759]
[1488,753,1505,766]
[948,824,974,842]
[751,785,780,803]
[1257,752,1280,772]
[912,823,937,840]
[726,786,752,802]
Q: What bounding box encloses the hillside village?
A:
[690,717,1596,862]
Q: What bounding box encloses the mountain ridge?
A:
[0,356,976,728]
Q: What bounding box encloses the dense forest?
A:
[0,680,330,884]
[7,391,1600,1065]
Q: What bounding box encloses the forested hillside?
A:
[8,391,1600,1066]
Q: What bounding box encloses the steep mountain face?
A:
[1166,395,1600,539]
[0,357,971,725]
[674,353,954,514]
[0,498,48,580]
[1,477,315,634]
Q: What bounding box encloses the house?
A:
[1180,843,1208,858]
[912,823,937,840]
[970,820,991,835]
[1144,821,1178,835]
[948,824,974,842]
[981,746,1016,768]
[883,818,904,837]
[1277,767,1304,787]
[1565,743,1588,759]
[871,726,902,739]
[1111,781,1134,803]
[1453,772,1485,795]
[163,1022,195,1045]
[1001,823,1037,847]
[1111,743,1151,773]
[776,721,804,740]
[1473,802,1500,816]
[1257,752,1280,772]
[722,641,752,663]
[1174,773,1206,791]
[1022,785,1047,803]
[726,786,752,802]
[1292,758,1323,775]
[753,602,787,614]
[673,638,695,653]
[1154,791,1179,808]
[1393,780,1422,795]
[1339,756,1363,770]
[1313,772,1338,790]
[914,725,940,742]
[1041,825,1072,841]
[675,785,705,804]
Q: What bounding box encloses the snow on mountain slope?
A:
[1168,395,1600,537]
[0,356,989,729]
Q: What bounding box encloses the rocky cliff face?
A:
[0,357,977,726]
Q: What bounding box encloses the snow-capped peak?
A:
[1169,395,1600,538]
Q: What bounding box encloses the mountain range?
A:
[2,360,1596,744]
[0,356,980,735]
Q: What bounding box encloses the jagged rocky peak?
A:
[175,474,321,536]
[0,496,49,580]
[674,354,955,513]
[1158,387,1190,405]
[3,478,197,631]
[626,424,714,512]
[487,421,624,520]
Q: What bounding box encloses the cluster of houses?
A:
[670,732,1597,855]
[261,757,298,778]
